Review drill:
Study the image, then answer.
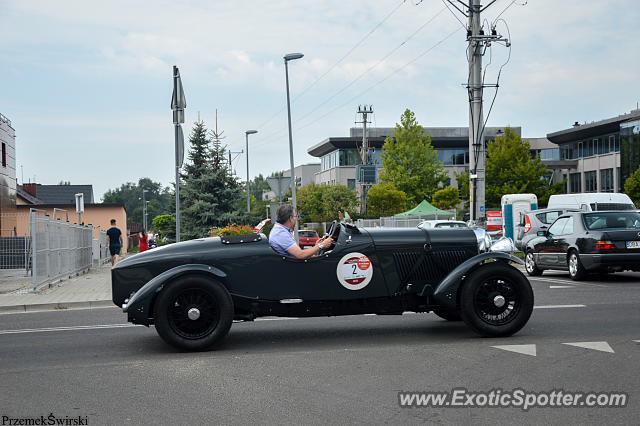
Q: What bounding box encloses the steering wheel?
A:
[321,220,340,252]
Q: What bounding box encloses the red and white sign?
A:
[336,252,373,290]
[486,210,502,231]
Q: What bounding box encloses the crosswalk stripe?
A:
[562,341,615,353]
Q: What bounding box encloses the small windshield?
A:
[299,231,317,237]
[584,212,640,230]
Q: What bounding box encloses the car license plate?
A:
[626,241,640,249]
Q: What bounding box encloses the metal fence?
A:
[30,209,93,291]
[0,212,31,274]
[93,228,109,266]
[357,212,457,229]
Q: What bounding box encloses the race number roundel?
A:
[336,252,373,290]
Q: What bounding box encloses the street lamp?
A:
[245,130,258,213]
[284,52,303,240]
[142,189,149,230]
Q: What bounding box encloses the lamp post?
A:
[145,200,150,231]
[142,189,149,230]
[245,130,258,213]
[284,52,303,240]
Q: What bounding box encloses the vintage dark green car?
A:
[112,221,533,350]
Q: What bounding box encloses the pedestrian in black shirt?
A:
[106,219,123,266]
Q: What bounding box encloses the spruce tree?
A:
[179,121,243,239]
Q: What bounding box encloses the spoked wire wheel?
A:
[460,262,534,337]
[167,288,220,340]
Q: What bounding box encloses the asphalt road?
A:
[0,271,639,425]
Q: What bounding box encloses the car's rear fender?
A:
[426,252,524,310]
[123,264,227,325]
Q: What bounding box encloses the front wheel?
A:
[525,251,543,276]
[459,262,534,337]
[154,275,233,351]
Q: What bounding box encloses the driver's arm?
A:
[286,237,334,259]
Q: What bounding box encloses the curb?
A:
[0,299,114,315]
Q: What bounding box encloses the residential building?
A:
[546,109,640,194]
[307,126,520,190]
[0,113,17,236]
[16,183,127,250]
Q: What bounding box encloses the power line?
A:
[292,6,447,128]
[254,0,408,131]
[296,26,462,132]
[249,5,447,151]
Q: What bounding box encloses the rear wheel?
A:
[154,275,233,351]
[525,251,543,276]
[433,308,461,321]
[459,262,534,337]
[568,251,587,281]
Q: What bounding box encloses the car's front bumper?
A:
[580,253,640,271]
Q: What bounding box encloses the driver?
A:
[269,204,334,258]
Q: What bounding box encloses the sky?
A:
[1,0,639,201]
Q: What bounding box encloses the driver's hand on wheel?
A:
[316,237,334,250]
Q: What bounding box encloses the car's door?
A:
[554,216,574,267]
[244,226,390,301]
[537,217,568,267]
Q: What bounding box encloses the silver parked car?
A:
[418,220,469,230]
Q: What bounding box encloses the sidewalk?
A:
[0,262,115,314]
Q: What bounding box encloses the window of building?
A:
[618,167,622,192]
[569,173,581,193]
[585,171,597,192]
[436,149,469,165]
[540,148,560,161]
[347,179,355,190]
[1,143,5,168]
[600,168,614,192]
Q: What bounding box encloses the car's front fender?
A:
[123,264,226,324]
[426,252,524,310]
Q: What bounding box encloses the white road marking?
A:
[255,317,299,321]
[549,285,574,289]
[533,304,586,309]
[492,344,537,356]
[0,323,136,335]
[633,340,640,343]
[562,341,615,353]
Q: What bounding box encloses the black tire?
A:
[459,262,534,337]
[433,308,462,321]
[524,251,543,276]
[154,275,233,351]
[568,251,587,281]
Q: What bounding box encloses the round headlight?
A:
[489,237,515,253]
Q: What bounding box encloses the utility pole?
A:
[468,0,484,222]
[445,0,508,221]
[356,105,374,215]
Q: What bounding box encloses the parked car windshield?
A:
[299,231,317,237]
[584,212,640,230]
[434,222,467,229]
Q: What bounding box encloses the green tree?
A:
[624,164,640,207]
[297,183,358,222]
[486,127,564,207]
[366,183,408,218]
[379,109,448,204]
[152,214,176,242]
[180,121,244,239]
[432,186,460,211]
[102,178,173,227]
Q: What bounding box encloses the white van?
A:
[547,193,636,211]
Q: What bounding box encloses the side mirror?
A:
[537,230,546,237]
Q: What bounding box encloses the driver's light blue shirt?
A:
[269,223,296,256]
